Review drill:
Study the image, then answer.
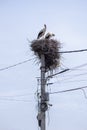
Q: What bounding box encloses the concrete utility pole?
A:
[40,55,45,130]
[40,54,46,130]
[37,54,49,130]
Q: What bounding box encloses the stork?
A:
[37,24,47,39]
[45,32,55,39]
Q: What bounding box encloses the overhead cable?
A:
[0,98,32,103]
[50,86,87,94]
[58,48,87,53]
[0,93,33,98]
[52,79,87,85]
[47,62,87,79]
[0,58,34,72]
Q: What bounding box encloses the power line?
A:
[58,48,87,53]
[47,62,87,79]
[69,63,87,70]
[0,58,34,72]
[0,98,32,103]
[0,93,34,98]
[50,86,87,94]
[47,69,69,79]
[59,72,87,81]
[51,71,87,83]
[52,79,87,85]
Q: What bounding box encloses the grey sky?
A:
[0,0,87,130]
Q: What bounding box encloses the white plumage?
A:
[45,32,55,39]
[37,24,47,39]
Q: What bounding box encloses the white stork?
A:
[37,24,47,39]
[45,32,55,39]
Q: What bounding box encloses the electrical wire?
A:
[0,92,35,102]
[50,86,87,94]
[0,58,35,72]
[81,89,87,99]
[58,48,87,53]
[52,79,87,85]
[0,93,34,98]
[47,62,87,79]
[0,98,32,103]
[47,69,69,79]
[56,72,87,82]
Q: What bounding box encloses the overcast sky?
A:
[0,0,87,130]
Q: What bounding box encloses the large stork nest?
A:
[31,39,61,72]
